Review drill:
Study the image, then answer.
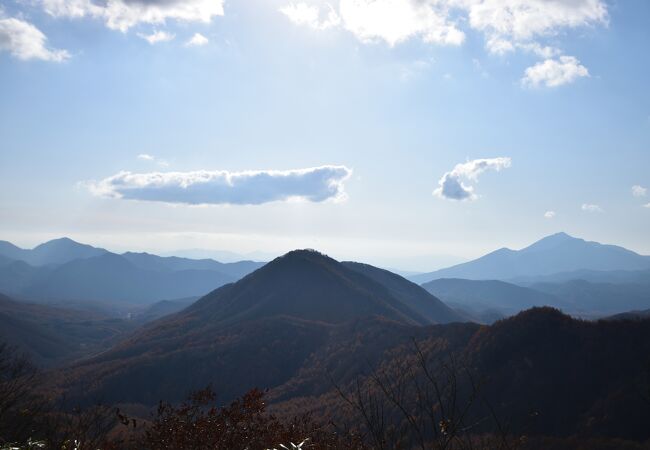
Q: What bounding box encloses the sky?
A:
[0,0,649,271]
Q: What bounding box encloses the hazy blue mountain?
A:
[0,237,109,266]
[0,238,265,277]
[22,253,236,304]
[0,240,28,261]
[342,262,465,324]
[410,232,650,284]
[421,278,567,320]
[604,308,650,321]
[530,279,650,315]
[130,296,199,323]
[0,260,50,296]
[511,268,650,285]
[161,248,274,263]
[121,252,264,278]
[0,253,15,268]
[0,238,265,307]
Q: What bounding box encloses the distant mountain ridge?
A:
[0,237,108,266]
[0,238,265,307]
[422,278,567,320]
[410,232,650,284]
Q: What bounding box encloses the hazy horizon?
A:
[2,0,649,270]
[3,230,649,273]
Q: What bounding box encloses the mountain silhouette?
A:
[121,251,263,279]
[0,238,265,307]
[342,261,464,323]
[0,237,108,266]
[57,250,462,405]
[186,250,436,326]
[23,252,236,304]
[410,232,650,284]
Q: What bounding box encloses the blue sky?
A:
[0,0,649,270]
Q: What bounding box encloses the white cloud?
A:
[582,203,603,213]
[466,0,607,45]
[137,30,175,44]
[433,157,511,201]
[280,2,341,30]
[85,165,353,205]
[279,0,606,56]
[632,185,647,197]
[522,55,589,88]
[186,32,208,46]
[544,210,556,219]
[517,42,561,58]
[485,35,514,55]
[0,17,69,62]
[137,153,169,167]
[339,0,464,47]
[644,203,650,209]
[41,0,224,33]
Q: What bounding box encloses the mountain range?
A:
[0,238,264,309]
[56,250,464,405]
[422,278,567,320]
[410,232,650,284]
[1,234,649,445]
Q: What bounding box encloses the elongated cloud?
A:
[0,17,69,62]
[632,185,647,197]
[86,166,353,205]
[544,211,556,219]
[434,157,511,201]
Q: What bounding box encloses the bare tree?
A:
[332,338,521,450]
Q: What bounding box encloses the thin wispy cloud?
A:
[0,17,70,62]
[41,0,224,32]
[186,33,209,46]
[582,203,603,213]
[137,30,175,44]
[434,157,511,201]
[85,166,353,205]
[544,211,556,219]
[632,185,647,197]
[137,154,169,167]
